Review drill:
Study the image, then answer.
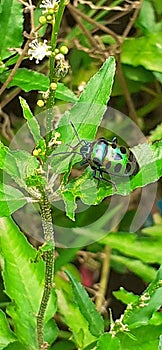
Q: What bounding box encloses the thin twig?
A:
[72,39,107,61]
[67,3,121,46]
[68,4,99,50]
[95,246,111,312]
[0,109,14,140]
[137,93,162,118]
[29,0,35,32]
[106,9,136,25]
[74,0,140,12]
[116,59,139,124]
[122,0,142,39]
[0,88,21,109]
[0,40,30,97]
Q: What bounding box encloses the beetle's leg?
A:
[93,169,117,191]
[66,139,86,151]
[92,169,101,188]
[101,171,117,190]
[80,159,88,166]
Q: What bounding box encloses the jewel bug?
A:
[51,122,139,187]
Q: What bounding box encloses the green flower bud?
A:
[53,3,59,12]
[60,45,68,55]
[39,16,47,25]
[37,99,45,107]
[48,8,55,15]
[46,14,53,22]
[50,82,57,90]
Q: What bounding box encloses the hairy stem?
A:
[46,0,66,136]
[36,192,55,350]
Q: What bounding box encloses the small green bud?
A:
[39,16,47,25]
[60,45,69,55]
[50,82,57,90]
[37,99,44,107]
[46,14,53,22]
[33,149,39,156]
[48,8,55,15]
[53,3,59,12]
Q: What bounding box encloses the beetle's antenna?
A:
[70,121,81,142]
[50,150,81,158]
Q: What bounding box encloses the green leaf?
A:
[122,33,162,72]
[0,0,23,60]
[60,169,114,220]
[118,325,162,350]
[12,149,39,186]
[0,68,77,102]
[130,141,162,190]
[0,309,16,349]
[0,140,39,189]
[50,339,76,350]
[149,122,162,142]
[123,265,162,328]
[4,54,20,68]
[61,190,77,221]
[135,0,156,33]
[19,97,42,144]
[152,0,162,14]
[0,182,27,217]
[0,217,57,350]
[153,71,162,84]
[158,335,162,350]
[96,333,121,350]
[142,224,162,237]
[0,68,49,92]
[1,342,27,350]
[50,57,115,219]
[100,231,162,265]
[44,319,59,345]
[112,76,143,96]
[34,8,47,37]
[55,82,78,102]
[55,247,79,274]
[123,65,154,83]
[56,288,96,349]
[113,287,138,305]
[78,56,115,105]
[0,141,21,180]
[111,255,156,283]
[51,56,116,174]
[150,311,162,326]
[65,270,104,337]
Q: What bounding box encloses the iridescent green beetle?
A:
[52,122,139,187]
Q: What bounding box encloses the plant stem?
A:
[137,93,162,118]
[36,192,55,350]
[46,0,66,136]
[95,246,111,312]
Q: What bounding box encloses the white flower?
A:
[28,39,51,64]
[40,0,60,10]
[55,53,65,61]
